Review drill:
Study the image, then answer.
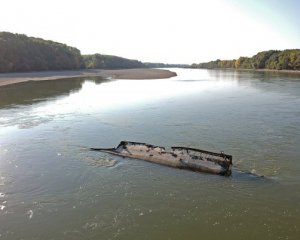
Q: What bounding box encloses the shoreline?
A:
[190,67,300,75]
[0,68,177,87]
[254,69,300,74]
[235,68,300,75]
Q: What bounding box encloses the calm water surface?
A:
[0,69,299,239]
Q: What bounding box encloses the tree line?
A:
[83,54,145,70]
[1,32,176,73]
[2,32,298,73]
[191,49,300,70]
[144,62,189,68]
[0,32,84,72]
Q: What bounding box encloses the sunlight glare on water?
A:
[32,75,237,116]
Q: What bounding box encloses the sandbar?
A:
[0,68,177,87]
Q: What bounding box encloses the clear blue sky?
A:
[1,0,299,64]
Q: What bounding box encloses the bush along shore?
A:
[191,49,300,71]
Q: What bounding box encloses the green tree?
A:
[191,49,300,71]
[0,32,84,73]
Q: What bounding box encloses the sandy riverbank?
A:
[0,68,177,87]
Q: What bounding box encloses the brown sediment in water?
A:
[0,68,177,87]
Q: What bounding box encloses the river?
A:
[0,68,299,239]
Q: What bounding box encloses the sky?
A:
[1,0,299,64]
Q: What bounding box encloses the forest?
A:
[191,49,300,70]
[83,54,145,69]
[0,32,83,72]
[0,32,148,73]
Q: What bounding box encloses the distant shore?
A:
[190,67,300,75]
[0,68,177,87]
[234,68,300,74]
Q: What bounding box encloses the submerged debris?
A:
[91,141,232,176]
[27,209,34,219]
[84,156,117,167]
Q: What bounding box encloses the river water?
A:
[0,69,299,239]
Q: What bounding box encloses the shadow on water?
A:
[0,77,109,108]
